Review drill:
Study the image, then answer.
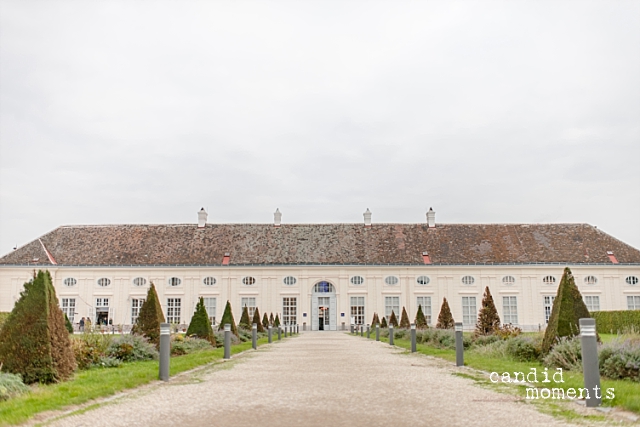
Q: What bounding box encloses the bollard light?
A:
[454,322,463,367]
[410,323,416,353]
[159,322,170,381]
[268,326,272,343]
[223,324,231,360]
[389,325,394,346]
[366,324,370,339]
[580,318,601,407]
[376,324,380,341]
[252,323,257,350]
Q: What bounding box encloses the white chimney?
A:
[363,208,372,227]
[427,207,436,228]
[198,208,208,228]
[274,208,282,227]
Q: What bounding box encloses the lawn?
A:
[0,337,273,426]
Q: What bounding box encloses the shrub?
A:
[415,305,427,329]
[218,301,239,336]
[187,297,216,345]
[213,331,240,348]
[64,313,74,334]
[475,287,500,336]
[380,317,388,328]
[542,267,592,354]
[238,305,251,330]
[92,356,122,369]
[399,307,410,329]
[471,339,509,359]
[106,335,158,362]
[0,371,29,401]
[599,337,640,382]
[394,329,408,340]
[543,336,582,371]
[505,335,542,362]
[388,311,399,328]
[473,334,502,347]
[252,307,265,333]
[0,312,10,329]
[262,313,270,329]
[0,270,76,384]
[436,298,454,329]
[72,332,112,370]
[592,311,640,335]
[494,324,522,340]
[131,283,165,346]
[171,336,214,356]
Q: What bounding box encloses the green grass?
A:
[0,337,274,426]
[364,333,640,414]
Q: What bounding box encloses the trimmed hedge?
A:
[592,310,640,334]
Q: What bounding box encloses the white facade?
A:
[2,264,639,331]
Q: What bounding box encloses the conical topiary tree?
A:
[186,297,216,345]
[475,287,500,336]
[371,312,380,327]
[380,316,388,328]
[218,300,238,336]
[238,305,251,330]
[436,298,455,329]
[252,307,265,332]
[415,305,428,329]
[131,282,165,346]
[542,267,593,354]
[64,313,74,334]
[274,314,281,327]
[399,307,411,329]
[388,311,399,328]
[262,313,270,329]
[269,313,275,325]
[0,270,76,384]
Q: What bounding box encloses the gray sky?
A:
[1,0,639,257]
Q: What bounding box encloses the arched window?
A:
[584,276,597,285]
[543,276,556,285]
[502,276,516,286]
[97,278,111,287]
[461,276,475,285]
[416,276,430,285]
[203,277,216,286]
[350,276,364,285]
[313,281,335,293]
[63,278,77,287]
[133,277,147,286]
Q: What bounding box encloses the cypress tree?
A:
[64,313,74,334]
[218,300,238,336]
[238,305,251,330]
[388,310,399,327]
[262,313,270,329]
[415,305,428,329]
[0,270,76,384]
[380,316,388,328]
[269,312,274,325]
[131,282,165,346]
[399,307,411,329]
[252,307,265,332]
[274,314,281,327]
[186,297,216,345]
[371,312,380,326]
[475,287,500,336]
[542,267,593,354]
[436,298,455,329]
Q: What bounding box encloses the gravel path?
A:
[49,333,577,427]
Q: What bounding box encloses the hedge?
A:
[591,310,640,334]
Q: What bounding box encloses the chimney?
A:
[274,208,282,227]
[198,207,208,228]
[363,208,372,227]
[427,207,436,228]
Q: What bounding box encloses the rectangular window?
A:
[202,297,216,325]
[131,298,145,324]
[350,296,365,325]
[544,296,556,323]
[61,298,76,323]
[95,298,109,307]
[416,296,432,325]
[502,296,518,325]
[384,296,400,319]
[241,297,256,318]
[167,298,181,324]
[462,297,476,325]
[282,297,297,326]
[583,295,600,312]
[627,295,640,310]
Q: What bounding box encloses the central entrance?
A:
[311,281,336,331]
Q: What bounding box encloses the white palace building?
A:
[1,208,639,332]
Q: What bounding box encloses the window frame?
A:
[462,296,477,325]
[416,276,430,285]
[350,276,365,285]
[61,297,76,323]
[461,276,475,285]
[502,296,518,325]
[131,298,145,324]
[350,296,365,325]
[167,298,182,323]
[583,295,600,311]
[241,297,257,318]
[384,296,400,319]
[416,296,432,325]
[282,297,297,326]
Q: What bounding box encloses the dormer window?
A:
[584,276,597,285]
[543,276,556,285]
[168,277,181,287]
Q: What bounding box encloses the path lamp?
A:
[268,326,273,343]
[366,324,370,339]
[277,326,282,340]
[252,323,257,350]
[224,324,231,360]
[455,322,463,367]
[580,318,601,407]
[360,325,363,337]
[389,325,394,346]
[411,323,416,353]
[376,324,380,341]
[159,323,170,381]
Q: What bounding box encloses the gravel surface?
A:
[48,333,578,427]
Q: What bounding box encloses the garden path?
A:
[50,332,578,427]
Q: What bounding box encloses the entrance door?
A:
[311,281,336,331]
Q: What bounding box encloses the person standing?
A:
[79,317,85,332]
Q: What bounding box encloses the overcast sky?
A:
[1,1,639,257]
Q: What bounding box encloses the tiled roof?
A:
[1,223,639,266]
